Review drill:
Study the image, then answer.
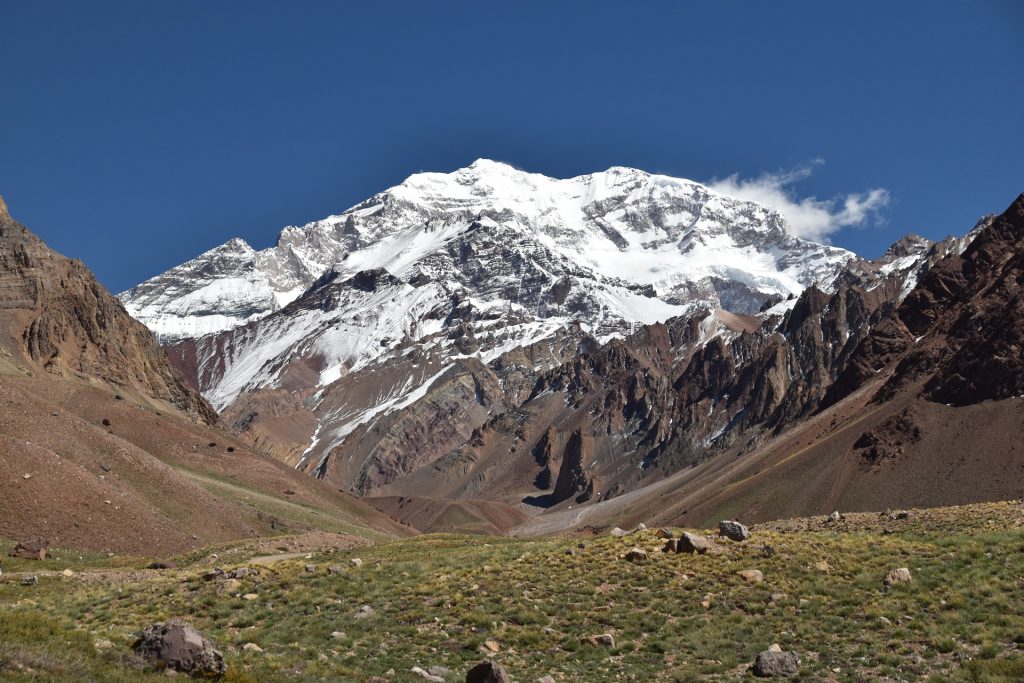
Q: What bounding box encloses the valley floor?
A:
[2,501,1023,682]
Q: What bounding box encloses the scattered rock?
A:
[610,527,627,537]
[61,568,74,577]
[10,538,48,560]
[813,560,831,572]
[202,568,225,581]
[241,642,263,653]
[635,523,647,532]
[21,575,38,586]
[466,660,512,683]
[737,569,764,583]
[884,567,912,587]
[411,666,444,682]
[677,532,714,554]
[327,565,345,575]
[94,639,113,650]
[217,579,242,594]
[827,511,842,523]
[21,473,31,480]
[132,619,226,677]
[305,564,316,573]
[241,593,258,601]
[718,520,750,541]
[624,547,648,563]
[148,561,177,570]
[356,604,374,618]
[752,649,799,677]
[101,418,111,427]
[661,539,677,553]
[581,633,615,648]
[656,528,675,539]
[483,639,500,653]
[534,677,556,683]
[100,463,112,472]
[330,631,346,640]
[350,558,363,567]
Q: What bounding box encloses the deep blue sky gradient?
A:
[2,1,1022,292]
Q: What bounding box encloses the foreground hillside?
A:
[2,501,1022,681]
[0,195,409,552]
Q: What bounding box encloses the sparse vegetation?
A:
[1,501,1022,681]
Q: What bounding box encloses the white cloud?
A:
[707,161,890,242]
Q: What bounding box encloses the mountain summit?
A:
[121,160,858,343]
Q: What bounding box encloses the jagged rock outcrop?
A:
[0,196,216,423]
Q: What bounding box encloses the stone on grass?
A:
[132,619,226,677]
[752,649,799,677]
[624,547,648,562]
[350,558,363,567]
[327,565,345,575]
[656,528,675,539]
[534,677,556,683]
[610,527,627,537]
[884,567,912,587]
[581,633,615,647]
[21,575,38,586]
[718,520,750,541]
[483,639,500,653]
[241,642,263,653]
[677,532,714,554]
[661,539,677,553]
[737,569,764,583]
[465,660,512,683]
[9,539,48,560]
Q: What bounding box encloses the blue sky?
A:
[1,1,1022,292]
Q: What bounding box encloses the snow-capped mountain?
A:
[122,159,877,489]
[122,159,857,343]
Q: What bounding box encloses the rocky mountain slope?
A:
[124,162,880,484]
[0,196,410,552]
[0,195,215,423]
[117,165,1014,532]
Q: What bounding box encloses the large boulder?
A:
[133,619,226,676]
[465,660,512,683]
[9,538,48,560]
[718,520,750,541]
[752,650,800,677]
[884,567,912,587]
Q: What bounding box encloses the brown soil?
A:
[366,495,530,535]
[0,371,413,555]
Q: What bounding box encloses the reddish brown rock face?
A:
[0,197,216,423]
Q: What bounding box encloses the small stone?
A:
[61,568,74,577]
[350,558,363,567]
[878,616,892,626]
[483,638,500,652]
[94,639,113,650]
[752,649,799,677]
[884,567,912,587]
[305,564,316,573]
[813,560,831,572]
[827,510,842,523]
[331,631,346,639]
[534,677,556,683]
[21,473,31,480]
[738,569,764,583]
[770,592,786,603]
[242,643,263,653]
[327,565,344,575]
[718,520,750,541]
[21,575,38,586]
[581,633,615,647]
[656,528,675,539]
[661,539,677,553]
[610,527,627,537]
[466,660,512,683]
[677,532,714,554]
[635,523,647,532]
[356,604,374,618]
[624,547,648,562]
[241,593,258,601]
[217,578,242,594]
